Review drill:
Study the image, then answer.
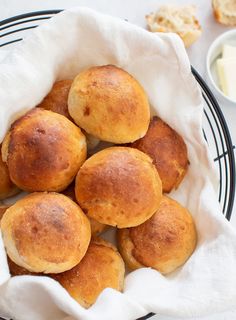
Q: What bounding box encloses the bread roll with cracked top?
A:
[2,108,87,192]
[68,65,150,143]
[117,196,197,274]
[0,192,91,273]
[53,237,125,308]
[75,147,162,228]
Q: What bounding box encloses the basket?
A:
[0,10,235,320]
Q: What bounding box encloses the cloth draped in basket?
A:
[0,7,236,320]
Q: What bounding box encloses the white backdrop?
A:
[0,1,236,319]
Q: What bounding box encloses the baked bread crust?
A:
[75,147,162,228]
[68,65,150,143]
[37,80,73,120]
[53,237,125,308]
[130,116,189,193]
[2,108,87,192]
[117,196,197,274]
[1,192,91,274]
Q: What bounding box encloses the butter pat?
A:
[217,57,236,100]
[222,44,236,58]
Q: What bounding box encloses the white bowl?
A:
[206,29,236,105]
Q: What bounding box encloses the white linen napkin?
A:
[0,7,236,320]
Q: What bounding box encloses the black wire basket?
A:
[0,10,235,320]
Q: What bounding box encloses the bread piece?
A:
[75,147,162,228]
[129,116,189,193]
[1,192,91,273]
[212,0,236,25]
[63,182,108,236]
[68,65,150,143]
[37,80,73,120]
[2,108,87,192]
[146,5,202,47]
[0,144,19,200]
[53,237,125,308]
[117,196,197,274]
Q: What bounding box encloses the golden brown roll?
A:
[0,145,19,200]
[117,196,197,274]
[75,147,162,228]
[53,237,125,308]
[130,116,189,193]
[1,192,91,274]
[68,65,150,143]
[2,108,87,192]
[63,182,108,236]
[37,80,73,120]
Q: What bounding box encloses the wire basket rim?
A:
[0,10,63,27]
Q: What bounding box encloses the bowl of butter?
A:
[207,29,236,104]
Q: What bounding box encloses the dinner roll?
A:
[117,196,197,274]
[68,65,150,143]
[63,182,108,236]
[37,80,73,120]
[130,116,189,193]
[53,237,125,308]
[0,145,19,200]
[1,192,91,273]
[75,147,162,228]
[2,108,87,192]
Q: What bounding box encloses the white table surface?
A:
[0,0,236,319]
